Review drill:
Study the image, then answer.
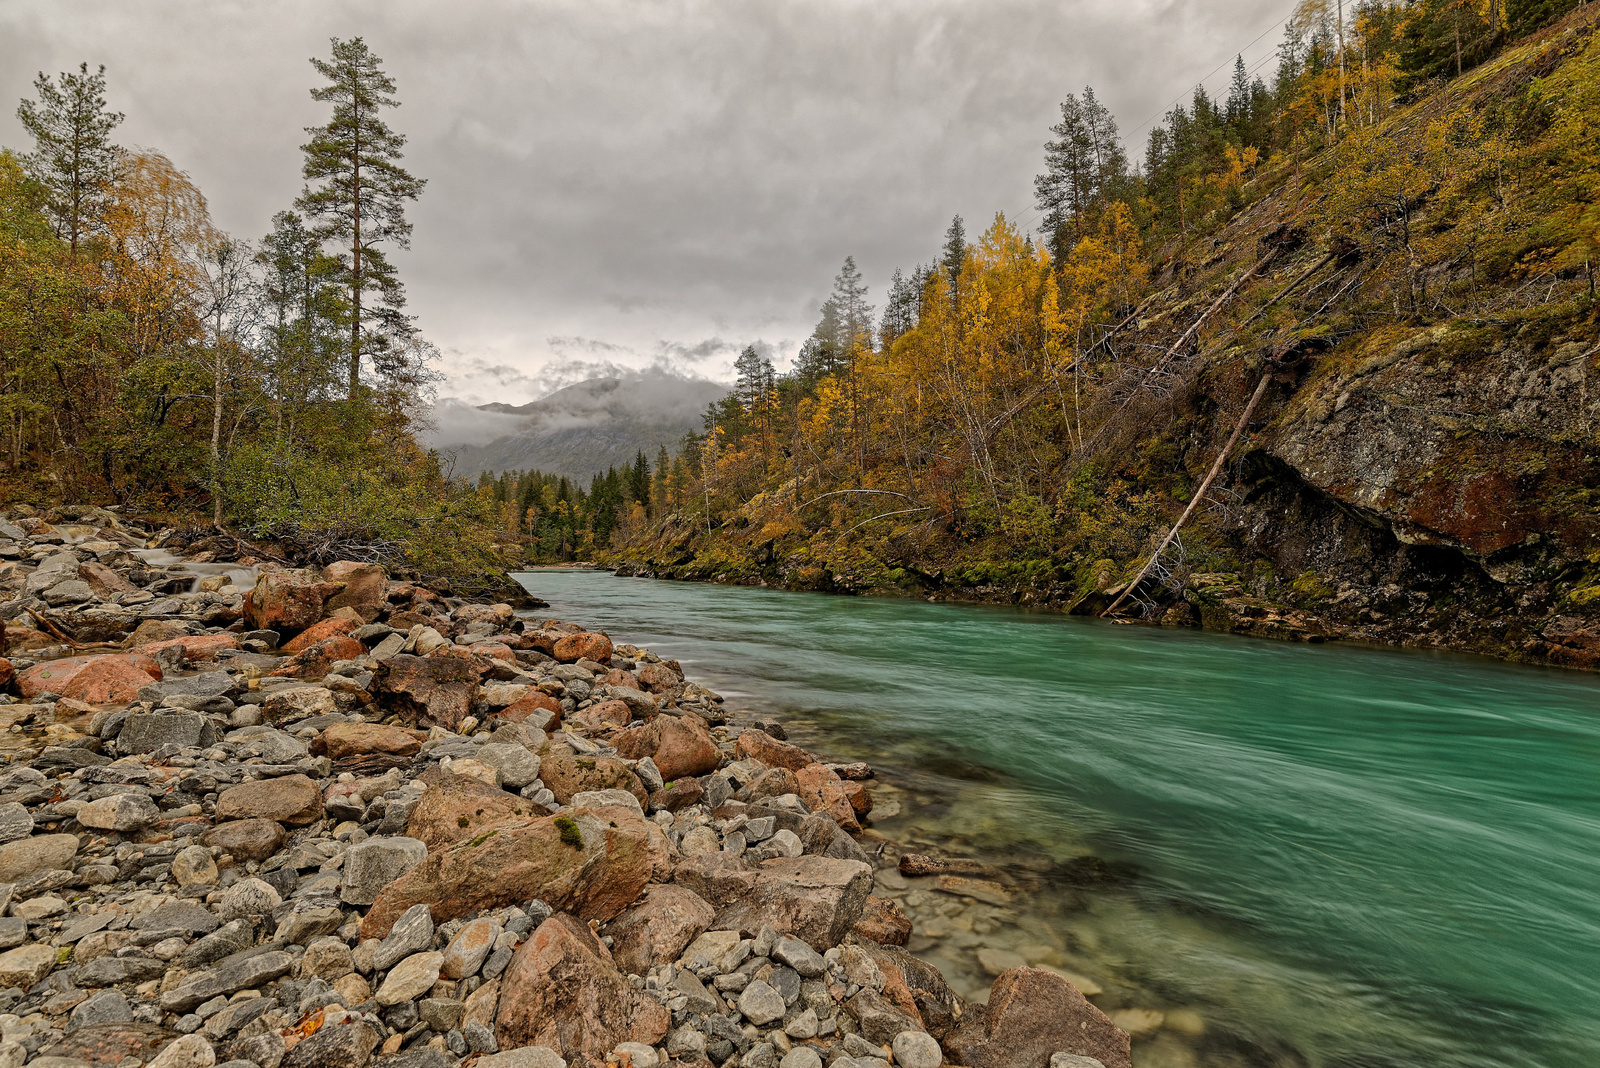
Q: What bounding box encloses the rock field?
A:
[0,507,1132,1068]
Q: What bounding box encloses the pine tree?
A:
[296,37,427,399]
[15,63,123,256]
[1035,88,1128,262]
[831,256,873,350]
[942,216,966,307]
[879,267,920,348]
[734,344,767,409]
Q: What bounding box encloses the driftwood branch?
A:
[1103,372,1273,619]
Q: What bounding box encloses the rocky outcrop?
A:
[943,966,1132,1068]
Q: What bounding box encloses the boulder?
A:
[243,570,343,635]
[278,1016,380,1068]
[117,712,215,754]
[635,662,682,694]
[313,722,424,761]
[491,690,562,730]
[602,883,716,975]
[405,773,550,852]
[361,806,654,939]
[475,744,543,789]
[269,635,365,679]
[612,715,721,780]
[342,836,429,905]
[699,856,873,950]
[282,616,360,655]
[214,774,323,825]
[321,561,389,623]
[375,654,484,732]
[494,913,668,1062]
[376,951,444,1006]
[78,560,137,597]
[552,631,612,664]
[734,729,816,771]
[200,818,285,862]
[853,895,912,946]
[18,654,159,700]
[0,833,80,882]
[76,793,160,834]
[442,917,501,980]
[941,967,1132,1068]
[0,943,55,988]
[63,657,162,704]
[538,754,647,807]
[261,684,337,724]
[794,764,861,835]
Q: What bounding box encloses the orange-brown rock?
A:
[312,722,425,762]
[61,657,156,704]
[612,714,720,780]
[942,967,1132,1068]
[268,635,365,679]
[852,895,912,946]
[553,631,612,664]
[489,690,562,730]
[602,883,715,975]
[0,659,12,691]
[735,767,799,804]
[795,763,861,835]
[405,773,548,852]
[282,617,360,655]
[841,779,873,817]
[467,641,515,663]
[374,654,484,731]
[214,774,323,826]
[648,778,703,811]
[132,633,241,661]
[17,654,159,699]
[1,626,55,654]
[603,668,641,691]
[244,569,344,635]
[494,913,669,1065]
[634,662,682,694]
[320,561,388,623]
[361,806,655,939]
[385,609,454,636]
[538,754,647,806]
[200,818,286,862]
[569,699,634,732]
[734,728,815,771]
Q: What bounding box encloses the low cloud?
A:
[421,398,528,448]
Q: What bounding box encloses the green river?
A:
[513,569,1600,1068]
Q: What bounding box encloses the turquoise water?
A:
[514,570,1600,1068]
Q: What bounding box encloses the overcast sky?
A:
[1,0,1287,404]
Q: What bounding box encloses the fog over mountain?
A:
[427,370,728,481]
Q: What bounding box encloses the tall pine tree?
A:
[15,63,123,256]
[296,38,426,399]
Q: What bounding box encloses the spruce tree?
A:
[15,63,123,256]
[296,37,426,398]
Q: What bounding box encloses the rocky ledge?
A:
[0,509,1131,1068]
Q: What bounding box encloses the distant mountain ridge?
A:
[438,372,727,481]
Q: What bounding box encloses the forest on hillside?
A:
[517,0,1600,648]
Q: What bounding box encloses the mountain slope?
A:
[439,373,727,481]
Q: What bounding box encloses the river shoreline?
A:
[0,507,1135,1068]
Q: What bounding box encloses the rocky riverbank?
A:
[0,507,1132,1068]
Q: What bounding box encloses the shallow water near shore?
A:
[514,569,1600,1068]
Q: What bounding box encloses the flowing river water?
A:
[512,569,1600,1068]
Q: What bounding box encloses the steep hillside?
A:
[609,10,1600,669]
[438,373,726,480]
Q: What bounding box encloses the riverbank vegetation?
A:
[0,40,510,582]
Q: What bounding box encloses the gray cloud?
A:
[0,0,1287,395]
